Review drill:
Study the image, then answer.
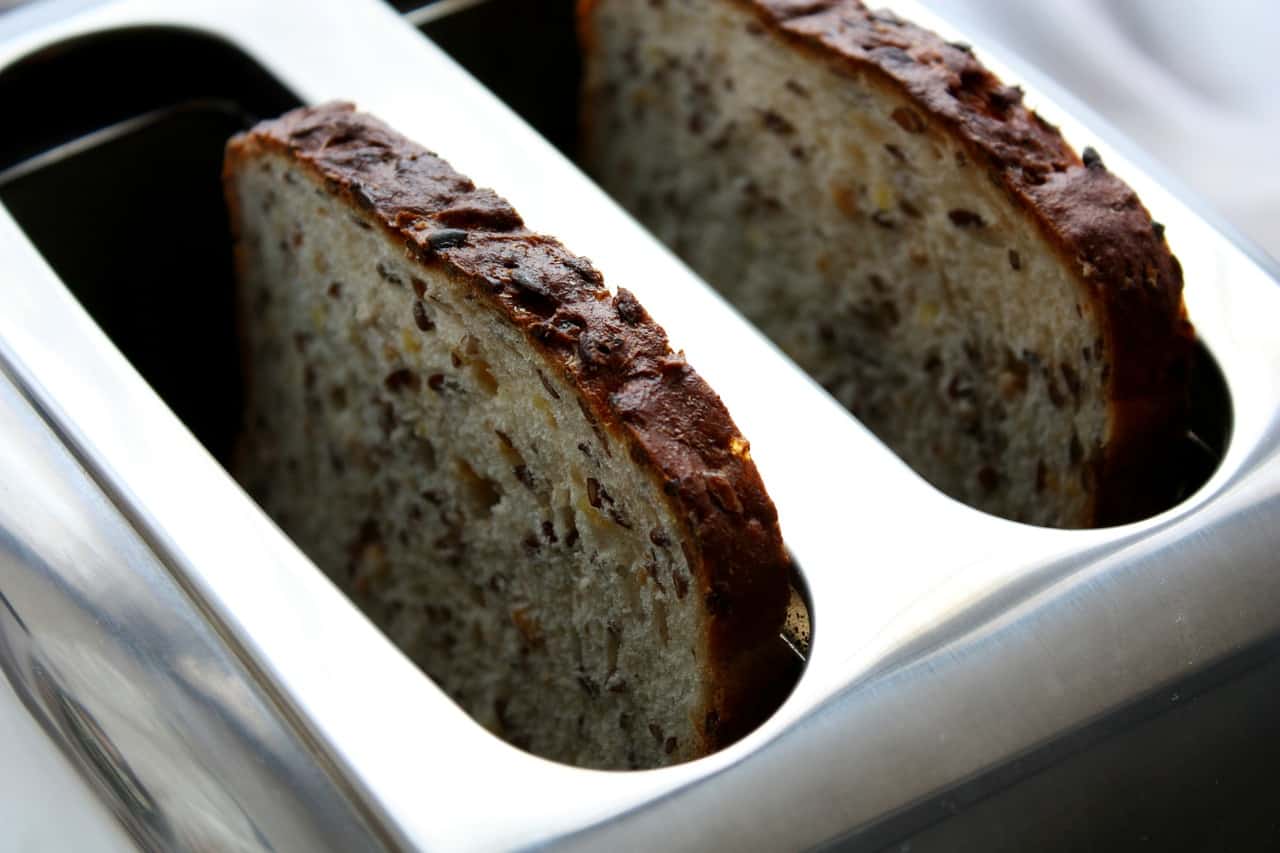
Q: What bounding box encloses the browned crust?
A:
[223,103,790,754]
[579,0,1194,526]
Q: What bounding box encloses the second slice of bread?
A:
[580,0,1194,528]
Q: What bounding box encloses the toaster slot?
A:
[0,28,300,462]
[412,0,579,159]
[411,0,581,157]
[416,0,1232,527]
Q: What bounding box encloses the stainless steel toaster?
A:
[2,0,1278,849]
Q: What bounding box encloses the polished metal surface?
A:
[0,666,133,852]
[0,366,385,850]
[1,0,1278,850]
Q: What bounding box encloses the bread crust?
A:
[579,0,1194,525]
[224,103,790,753]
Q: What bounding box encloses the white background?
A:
[920,0,1280,261]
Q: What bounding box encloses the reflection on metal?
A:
[0,373,384,851]
[0,0,1277,850]
[402,0,490,28]
[0,99,252,187]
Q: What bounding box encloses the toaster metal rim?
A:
[0,351,391,852]
[1,0,1278,849]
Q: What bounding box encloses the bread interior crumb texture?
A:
[584,0,1110,527]
[233,152,712,769]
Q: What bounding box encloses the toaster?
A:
[2,0,1277,849]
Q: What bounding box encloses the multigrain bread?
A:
[579,0,1195,528]
[223,103,792,769]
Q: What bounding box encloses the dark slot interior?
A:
[417,0,581,156]
[0,28,300,461]
[418,0,1231,525]
[1176,340,1232,504]
[0,28,299,173]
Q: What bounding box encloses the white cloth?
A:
[920,0,1280,261]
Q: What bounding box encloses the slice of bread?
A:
[223,103,792,769]
[579,0,1194,528]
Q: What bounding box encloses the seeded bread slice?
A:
[223,103,791,769]
[579,0,1194,528]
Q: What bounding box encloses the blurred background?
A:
[919,0,1280,262]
